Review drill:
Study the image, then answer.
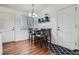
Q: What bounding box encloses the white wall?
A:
[34,4,71,44]
[34,6,57,44]
[0,6,29,43]
[76,5,79,49]
[15,15,29,41]
[0,33,2,54]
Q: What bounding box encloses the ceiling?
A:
[0,4,49,13]
[0,4,71,14]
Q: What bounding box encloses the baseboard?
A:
[3,41,15,44]
[15,39,29,42]
[15,39,29,41]
[3,39,29,44]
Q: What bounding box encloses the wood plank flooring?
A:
[3,40,55,55]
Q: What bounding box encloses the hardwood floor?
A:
[3,40,55,55]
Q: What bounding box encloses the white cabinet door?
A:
[0,13,15,43]
[57,5,76,50]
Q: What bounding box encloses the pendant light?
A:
[29,4,37,18]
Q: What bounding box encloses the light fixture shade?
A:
[29,13,37,17]
[29,13,32,17]
[33,13,37,17]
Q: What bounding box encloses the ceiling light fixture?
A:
[29,4,37,18]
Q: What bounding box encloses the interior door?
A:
[57,12,63,46]
[0,13,15,43]
[57,5,76,50]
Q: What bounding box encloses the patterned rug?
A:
[49,44,76,55]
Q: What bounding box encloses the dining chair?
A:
[34,30,41,46]
[34,29,51,50]
[40,29,51,49]
[28,28,34,43]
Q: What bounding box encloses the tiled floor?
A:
[49,44,76,55]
